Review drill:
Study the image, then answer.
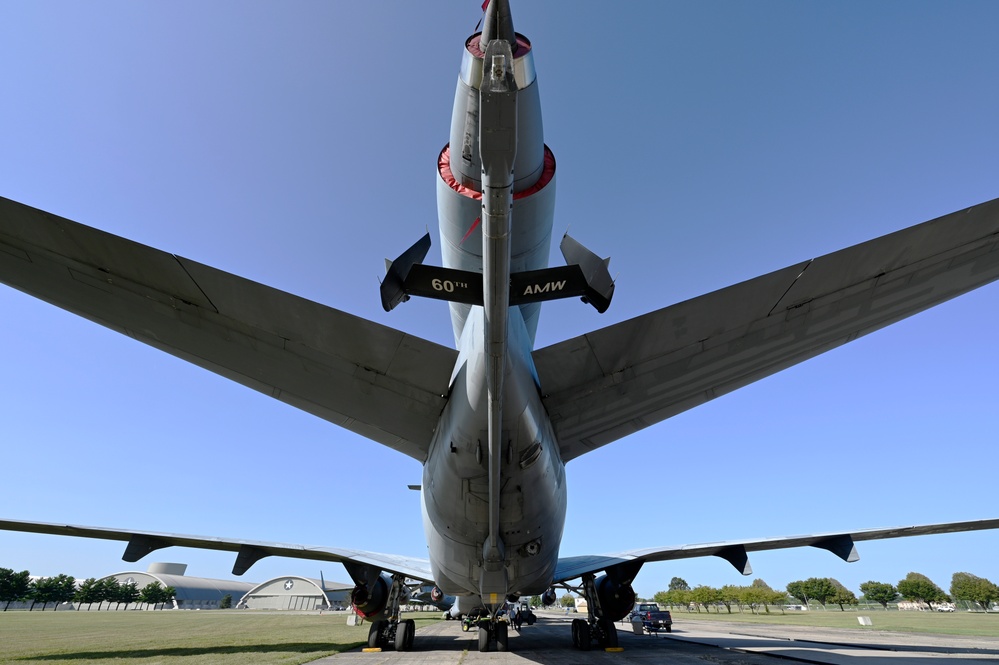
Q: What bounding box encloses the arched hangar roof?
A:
[241,575,351,600]
[102,571,255,601]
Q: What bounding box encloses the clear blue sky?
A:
[2,1,998,600]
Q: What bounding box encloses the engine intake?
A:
[594,574,636,622]
[541,587,557,607]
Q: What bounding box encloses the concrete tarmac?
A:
[668,619,999,663]
[309,613,999,664]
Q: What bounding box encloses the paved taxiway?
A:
[310,614,999,664]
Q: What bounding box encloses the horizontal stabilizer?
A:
[0,197,455,462]
[537,197,999,462]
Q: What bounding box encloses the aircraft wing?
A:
[0,197,456,462]
[0,518,434,581]
[534,198,999,462]
[553,517,999,582]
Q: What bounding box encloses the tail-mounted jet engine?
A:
[593,574,636,622]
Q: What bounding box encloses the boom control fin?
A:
[381,234,614,313]
[380,233,432,312]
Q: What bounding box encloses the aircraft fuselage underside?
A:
[420,15,566,612]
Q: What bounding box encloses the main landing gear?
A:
[365,574,416,652]
[570,574,619,650]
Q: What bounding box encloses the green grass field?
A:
[666,606,999,636]
[3,608,998,664]
[0,610,441,665]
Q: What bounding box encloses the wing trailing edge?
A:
[553,517,999,583]
[0,518,434,581]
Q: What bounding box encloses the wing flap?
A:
[536,198,999,462]
[0,196,456,460]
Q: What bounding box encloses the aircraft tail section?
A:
[0,196,456,462]
[535,196,999,462]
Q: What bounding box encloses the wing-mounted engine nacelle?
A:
[430,585,445,603]
[541,587,558,607]
[594,574,636,622]
[351,573,393,619]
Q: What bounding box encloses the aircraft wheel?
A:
[367,619,386,649]
[405,619,416,650]
[599,617,618,648]
[577,620,591,651]
[495,621,509,652]
[395,619,415,651]
[570,618,583,648]
[478,624,490,652]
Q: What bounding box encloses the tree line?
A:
[0,567,176,611]
[653,577,788,613]
[651,571,999,613]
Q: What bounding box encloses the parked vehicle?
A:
[518,602,537,625]
[629,602,672,633]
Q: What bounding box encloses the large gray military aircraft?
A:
[2,0,999,653]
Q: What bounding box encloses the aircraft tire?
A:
[599,617,618,648]
[367,620,386,649]
[495,621,509,651]
[406,619,416,650]
[570,618,584,648]
[577,620,591,651]
[478,624,490,652]
[395,619,415,651]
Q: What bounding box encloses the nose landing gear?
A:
[465,610,509,652]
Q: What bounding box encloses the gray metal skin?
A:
[424,14,563,616]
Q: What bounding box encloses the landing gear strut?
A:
[570,574,619,650]
[364,574,416,651]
